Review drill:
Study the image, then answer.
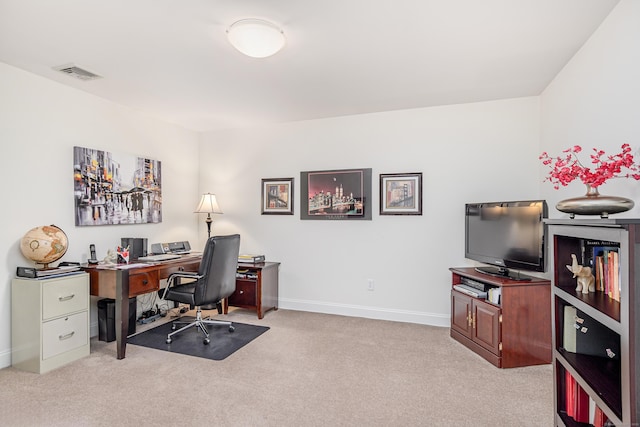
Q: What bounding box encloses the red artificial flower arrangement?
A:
[539,144,640,189]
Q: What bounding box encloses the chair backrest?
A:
[193,234,241,306]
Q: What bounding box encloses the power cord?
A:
[138,292,172,319]
[167,304,190,318]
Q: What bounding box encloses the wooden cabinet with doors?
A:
[450,267,551,368]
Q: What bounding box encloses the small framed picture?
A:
[261,178,294,215]
[379,173,422,215]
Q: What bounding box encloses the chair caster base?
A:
[229,326,235,333]
[166,337,172,344]
[204,338,210,344]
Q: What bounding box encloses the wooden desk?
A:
[83,254,201,359]
[224,262,280,319]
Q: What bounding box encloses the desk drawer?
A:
[42,311,88,359]
[158,261,200,279]
[129,271,159,297]
[42,274,89,320]
[229,280,256,307]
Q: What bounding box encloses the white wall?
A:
[540,0,640,215]
[0,62,201,368]
[200,97,542,325]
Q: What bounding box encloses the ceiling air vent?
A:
[53,63,102,81]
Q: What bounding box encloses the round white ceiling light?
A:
[226,18,286,58]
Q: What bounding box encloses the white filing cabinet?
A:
[12,273,90,373]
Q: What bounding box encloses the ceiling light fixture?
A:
[226,18,285,58]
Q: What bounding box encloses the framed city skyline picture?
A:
[300,168,372,220]
[379,172,422,215]
[261,177,294,215]
[73,146,162,226]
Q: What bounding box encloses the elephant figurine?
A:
[103,248,118,265]
[566,254,595,294]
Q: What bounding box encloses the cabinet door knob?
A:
[142,280,148,285]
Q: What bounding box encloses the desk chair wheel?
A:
[166,337,172,344]
[204,337,210,345]
[229,325,235,333]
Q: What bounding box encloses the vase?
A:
[556,185,634,219]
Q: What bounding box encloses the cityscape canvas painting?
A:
[300,168,372,220]
[73,146,162,226]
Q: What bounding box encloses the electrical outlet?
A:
[367,279,375,291]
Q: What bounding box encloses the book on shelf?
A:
[574,383,590,423]
[562,305,620,360]
[608,250,620,301]
[587,241,619,298]
[593,404,608,427]
[237,254,265,263]
[564,369,590,423]
[563,305,578,353]
[565,369,576,418]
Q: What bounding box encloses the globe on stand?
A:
[20,225,69,270]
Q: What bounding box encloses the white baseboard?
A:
[0,349,10,369]
[90,321,99,338]
[278,298,450,327]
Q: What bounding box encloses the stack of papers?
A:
[238,254,265,263]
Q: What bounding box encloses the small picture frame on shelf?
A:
[379,172,422,215]
[261,178,294,215]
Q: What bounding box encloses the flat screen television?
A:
[465,200,547,281]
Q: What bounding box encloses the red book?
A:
[574,384,590,423]
[565,369,576,418]
[593,405,607,427]
[607,251,615,298]
[611,251,620,301]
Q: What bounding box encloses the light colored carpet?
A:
[0,309,553,426]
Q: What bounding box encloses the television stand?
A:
[450,267,551,368]
[474,266,532,282]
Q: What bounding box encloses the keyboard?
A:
[138,254,181,262]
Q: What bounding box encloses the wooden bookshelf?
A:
[548,219,640,427]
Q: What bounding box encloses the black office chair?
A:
[161,234,240,344]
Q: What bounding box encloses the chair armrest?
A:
[161,272,204,299]
[167,271,202,282]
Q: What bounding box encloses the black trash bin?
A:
[97,297,137,342]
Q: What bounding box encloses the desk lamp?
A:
[194,193,223,238]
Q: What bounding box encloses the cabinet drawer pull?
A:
[239,290,244,294]
[142,280,148,285]
[58,294,75,302]
[59,331,75,341]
